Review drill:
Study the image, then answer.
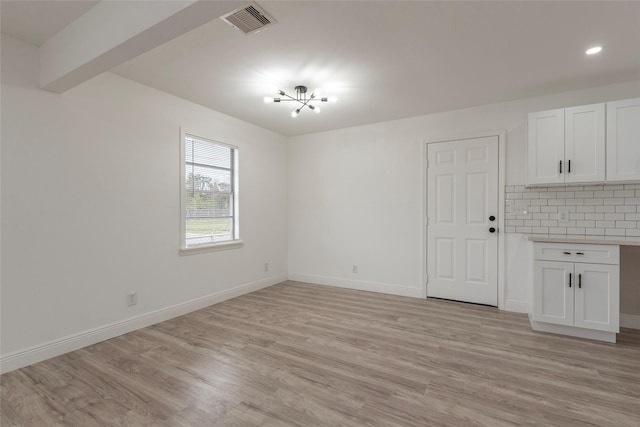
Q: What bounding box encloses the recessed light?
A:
[586,46,603,55]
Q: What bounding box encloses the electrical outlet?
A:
[558,208,569,223]
[127,292,138,307]
[264,262,269,272]
[352,264,358,274]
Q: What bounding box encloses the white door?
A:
[574,263,619,332]
[606,98,640,182]
[532,261,574,327]
[528,109,565,185]
[564,103,605,183]
[427,136,499,306]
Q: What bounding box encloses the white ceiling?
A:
[2,1,640,136]
[0,0,99,46]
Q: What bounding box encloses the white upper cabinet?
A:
[606,98,640,182]
[528,109,565,185]
[564,103,605,183]
[528,104,605,185]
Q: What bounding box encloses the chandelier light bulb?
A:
[314,106,321,114]
[313,88,323,96]
[263,96,274,104]
[291,109,300,118]
[328,96,338,103]
[585,46,602,55]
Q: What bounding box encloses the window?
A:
[180,130,240,252]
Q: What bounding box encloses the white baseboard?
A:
[620,314,640,330]
[529,315,616,343]
[288,273,425,298]
[0,273,287,374]
[504,299,528,313]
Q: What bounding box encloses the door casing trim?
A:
[422,130,506,309]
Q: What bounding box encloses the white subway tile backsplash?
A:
[567,228,586,235]
[606,228,626,236]
[584,185,605,191]
[575,191,593,198]
[549,227,567,234]
[586,228,605,236]
[541,206,558,213]
[577,206,596,213]
[604,198,624,205]
[595,206,616,213]
[532,227,549,234]
[616,205,636,213]
[604,213,624,221]
[576,220,595,228]
[557,192,575,199]
[596,220,615,228]
[585,213,604,221]
[505,184,639,237]
[616,220,636,228]
[585,199,604,206]
[615,190,635,197]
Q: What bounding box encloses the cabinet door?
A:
[574,263,619,332]
[565,103,605,183]
[607,98,640,182]
[528,109,565,185]
[533,261,574,326]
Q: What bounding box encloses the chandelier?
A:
[263,85,337,117]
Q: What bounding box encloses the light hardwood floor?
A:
[2,281,639,426]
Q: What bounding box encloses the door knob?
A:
[489,227,496,233]
[489,215,496,222]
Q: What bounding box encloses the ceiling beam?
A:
[39,0,243,93]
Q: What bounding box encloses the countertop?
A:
[526,234,640,246]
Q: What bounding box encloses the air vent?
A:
[221,3,276,35]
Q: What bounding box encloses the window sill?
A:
[179,239,244,256]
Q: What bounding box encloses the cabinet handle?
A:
[560,160,563,174]
[569,273,572,288]
[578,274,582,289]
[576,252,584,255]
[563,251,572,255]
[568,159,571,173]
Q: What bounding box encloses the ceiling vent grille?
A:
[221,3,276,35]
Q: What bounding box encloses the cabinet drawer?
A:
[534,243,619,265]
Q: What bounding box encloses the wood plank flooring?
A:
[2,281,640,426]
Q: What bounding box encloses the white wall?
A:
[0,36,288,368]
[288,80,640,308]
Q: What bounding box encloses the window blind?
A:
[184,135,236,247]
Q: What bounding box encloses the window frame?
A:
[179,128,242,255]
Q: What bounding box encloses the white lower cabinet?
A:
[531,243,619,342]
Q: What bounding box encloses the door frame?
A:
[422,130,506,309]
